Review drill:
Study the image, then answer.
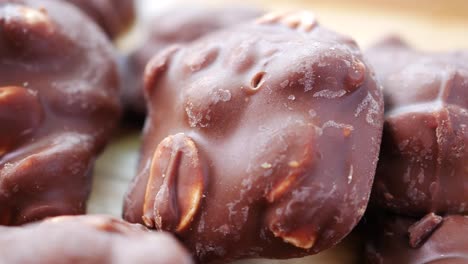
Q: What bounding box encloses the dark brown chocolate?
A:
[0,0,120,225]
[122,6,262,116]
[65,0,135,39]
[124,11,384,263]
[0,215,193,264]
[367,38,468,216]
[366,214,468,264]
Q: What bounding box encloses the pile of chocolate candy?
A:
[0,1,466,263]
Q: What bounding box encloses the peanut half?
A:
[143,133,205,233]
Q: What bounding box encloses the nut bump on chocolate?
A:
[0,86,43,156]
[64,0,135,39]
[124,11,384,263]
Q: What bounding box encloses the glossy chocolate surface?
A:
[124,11,384,263]
[367,38,468,216]
[122,6,262,116]
[366,214,468,264]
[65,0,135,39]
[0,215,193,264]
[0,0,120,225]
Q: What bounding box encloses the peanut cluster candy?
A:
[0,215,193,264]
[367,37,468,216]
[65,0,135,39]
[366,213,468,264]
[122,6,262,116]
[124,11,384,263]
[0,0,120,225]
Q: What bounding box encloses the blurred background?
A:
[122,0,468,51]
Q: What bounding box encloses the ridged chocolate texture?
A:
[367,38,468,216]
[122,6,262,116]
[124,11,384,263]
[65,0,135,39]
[0,215,193,264]
[366,214,468,264]
[0,0,120,225]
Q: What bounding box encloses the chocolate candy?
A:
[366,214,468,264]
[0,0,120,225]
[122,6,262,116]
[124,11,384,262]
[65,0,135,39]
[367,37,468,216]
[0,215,193,264]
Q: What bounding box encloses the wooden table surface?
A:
[89,1,468,263]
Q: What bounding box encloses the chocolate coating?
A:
[122,6,262,116]
[65,0,135,39]
[124,11,384,263]
[367,38,468,216]
[366,214,468,264]
[0,215,193,264]
[0,0,120,225]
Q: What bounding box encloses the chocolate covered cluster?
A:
[364,38,468,263]
[0,0,120,224]
[368,38,468,216]
[124,11,385,263]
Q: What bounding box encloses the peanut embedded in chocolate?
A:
[142,133,205,233]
